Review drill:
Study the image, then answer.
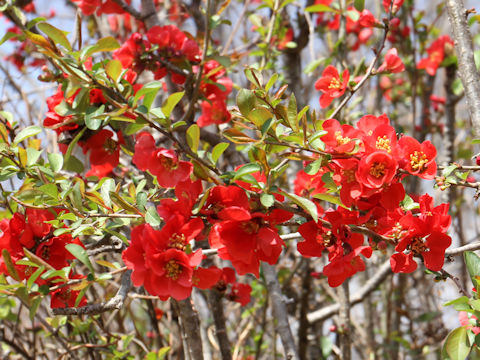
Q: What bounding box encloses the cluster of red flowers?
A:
[294,114,451,284]
[113,24,201,83]
[197,60,233,127]
[43,84,125,178]
[114,28,232,127]
[122,177,252,303]
[0,208,86,308]
[316,48,404,108]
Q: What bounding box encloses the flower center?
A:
[335,131,351,146]
[103,138,117,154]
[323,231,335,247]
[343,169,356,183]
[370,162,386,178]
[241,221,260,235]
[328,77,341,89]
[160,156,178,170]
[409,237,428,255]
[41,246,51,261]
[165,260,182,280]
[409,151,428,172]
[168,233,186,251]
[376,136,391,153]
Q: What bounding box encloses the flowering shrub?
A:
[0,0,480,359]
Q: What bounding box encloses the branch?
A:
[173,298,205,360]
[206,290,232,360]
[445,0,480,136]
[307,260,392,323]
[110,0,143,20]
[329,19,390,120]
[51,270,132,315]
[445,242,480,256]
[262,263,299,360]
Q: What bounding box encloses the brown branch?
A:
[262,263,299,360]
[307,260,392,323]
[206,290,232,360]
[329,19,390,120]
[445,0,480,136]
[173,298,205,360]
[51,270,132,316]
[445,242,480,256]
[110,0,143,20]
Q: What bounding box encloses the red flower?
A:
[133,132,193,188]
[356,151,398,189]
[398,136,437,179]
[192,267,223,290]
[122,219,204,300]
[321,119,362,154]
[43,86,78,135]
[197,96,231,127]
[315,66,349,108]
[377,48,405,73]
[417,35,454,76]
[82,129,122,178]
[228,283,252,306]
[50,275,88,308]
[383,0,404,14]
[148,248,202,300]
[209,218,284,277]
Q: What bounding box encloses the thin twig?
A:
[51,270,132,315]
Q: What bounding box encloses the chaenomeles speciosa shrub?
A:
[0,0,480,358]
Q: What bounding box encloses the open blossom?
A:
[398,136,437,179]
[417,35,454,76]
[377,48,405,73]
[133,132,192,188]
[315,66,349,108]
[356,151,398,189]
[122,217,204,300]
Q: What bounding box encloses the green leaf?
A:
[284,192,318,222]
[313,193,347,208]
[82,36,120,59]
[63,155,84,173]
[287,93,298,131]
[304,159,322,175]
[65,243,95,275]
[27,266,45,290]
[29,296,43,321]
[13,125,42,145]
[110,192,138,213]
[465,252,480,288]
[48,153,63,172]
[244,68,263,88]
[63,127,87,165]
[145,207,161,227]
[237,89,257,117]
[265,73,279,92]
[444,327,471,360]
[212,143,229,164]
[39,183,58,199]
[233,163,262,180]
[26,148,43,166]
[305,4,337,12]
[186,124,200,154]
[37,22,72,51]
[260,193,275,208]
[162,91,185,118]
[2,249,20,281]
[105,59,122,83]
[0,31,21,46]
[85,105,105,130]
[353,0,365,11]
